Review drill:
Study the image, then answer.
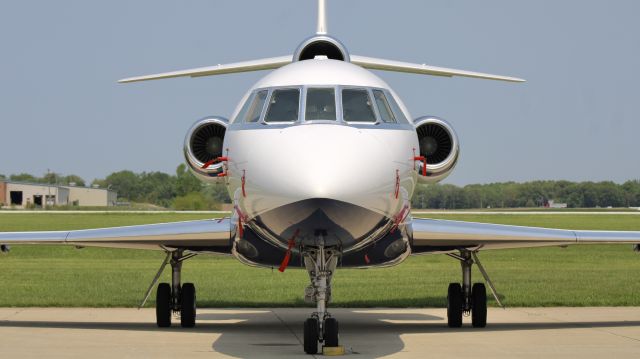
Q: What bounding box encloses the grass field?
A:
[0,212,639,308]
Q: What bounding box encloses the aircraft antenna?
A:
[317,0,327,34]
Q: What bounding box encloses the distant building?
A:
[545,200,568,209]
[63,185,118,207]
[0,180,117,209]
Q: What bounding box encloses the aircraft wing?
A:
[351,55,525,83]
[118,56,293,83]
[410,217,640,253]
[0,218,232,252]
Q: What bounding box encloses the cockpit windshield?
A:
[264,88,300,123]
[342,88,376,123]
[233,86,410,127]
[305,88,336,121]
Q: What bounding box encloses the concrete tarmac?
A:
[1,307,639,358]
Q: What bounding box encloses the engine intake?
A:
[293,35,350,62]
[184,116,228,182]
[414,116,459,184]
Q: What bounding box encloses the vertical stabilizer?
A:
[317,0,327,34]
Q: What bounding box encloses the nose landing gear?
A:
[301,235,340,354]
[304,315,340,354]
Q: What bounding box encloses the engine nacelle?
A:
[414,116,459,184]
[183,116,228,183]
[293,35,350,62]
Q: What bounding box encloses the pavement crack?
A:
[271,309,321,358]
[574,322,640,343]
[0,308,25,321]
[516,308,640,343]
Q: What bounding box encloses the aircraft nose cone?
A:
[243,124,397,246]
[272,124,391,200]
[237,123,411,222]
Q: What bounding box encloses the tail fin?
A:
[317,0,327,34]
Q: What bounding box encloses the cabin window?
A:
[305,88,336,121]
[264,88,300,123]
[385,92,410,124]
[244,90,268,123]
[373,90,396,123]
[342,88,376,123]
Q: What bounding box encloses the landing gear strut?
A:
[446,250,503,328]
[140,249,197,328]
[302,233,340,354]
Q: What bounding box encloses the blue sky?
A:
[1,0,639,185]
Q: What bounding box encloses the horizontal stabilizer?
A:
[118,55,293,83]
[119,54,524,83]
[351,55,525,83]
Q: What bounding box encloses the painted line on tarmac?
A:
[0,210,229,214]
[413,211,640,215]
[1,210,639,215]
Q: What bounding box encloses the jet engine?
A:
[414,116,459,184]
[293,35,350,62]
[183,116,228,182]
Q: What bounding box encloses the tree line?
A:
[1,172,87,187]
[411,180,640,209]
[3,169,639,210]
[1,165,230,210]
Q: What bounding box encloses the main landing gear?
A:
[140,249,198,328]
[446,250,503,328]
[301,234,340,355]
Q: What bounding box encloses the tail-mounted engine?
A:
[293,35,350,62]
[184,116,228,182]
[414,116,459,184]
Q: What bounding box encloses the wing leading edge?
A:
[411,217,640,252]
[0,219,232,251]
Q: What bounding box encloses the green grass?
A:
[0,213,639,307]
[414,207,640,212]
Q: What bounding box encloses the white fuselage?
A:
[227,124,417,238]
[220,60,419,264]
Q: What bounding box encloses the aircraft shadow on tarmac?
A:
[2,309,640,358]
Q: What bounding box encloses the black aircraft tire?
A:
[472,283,487,328]
[303,317,319,354]
[324,317,339,347]
[447,283,463,328]
[180,283,196,328]
[156,282,172,327]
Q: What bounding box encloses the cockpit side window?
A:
[342,88,376,123]
[244,90,268,123]
[264,88,300,123]
[373,90,396,123]
[384,92,410,124]
[305,88,336,121]
[232,92,255,124]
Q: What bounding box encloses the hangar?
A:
[64,185,118,207]
[0,181,117,209]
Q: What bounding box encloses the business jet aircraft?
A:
[2,0,639,354]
